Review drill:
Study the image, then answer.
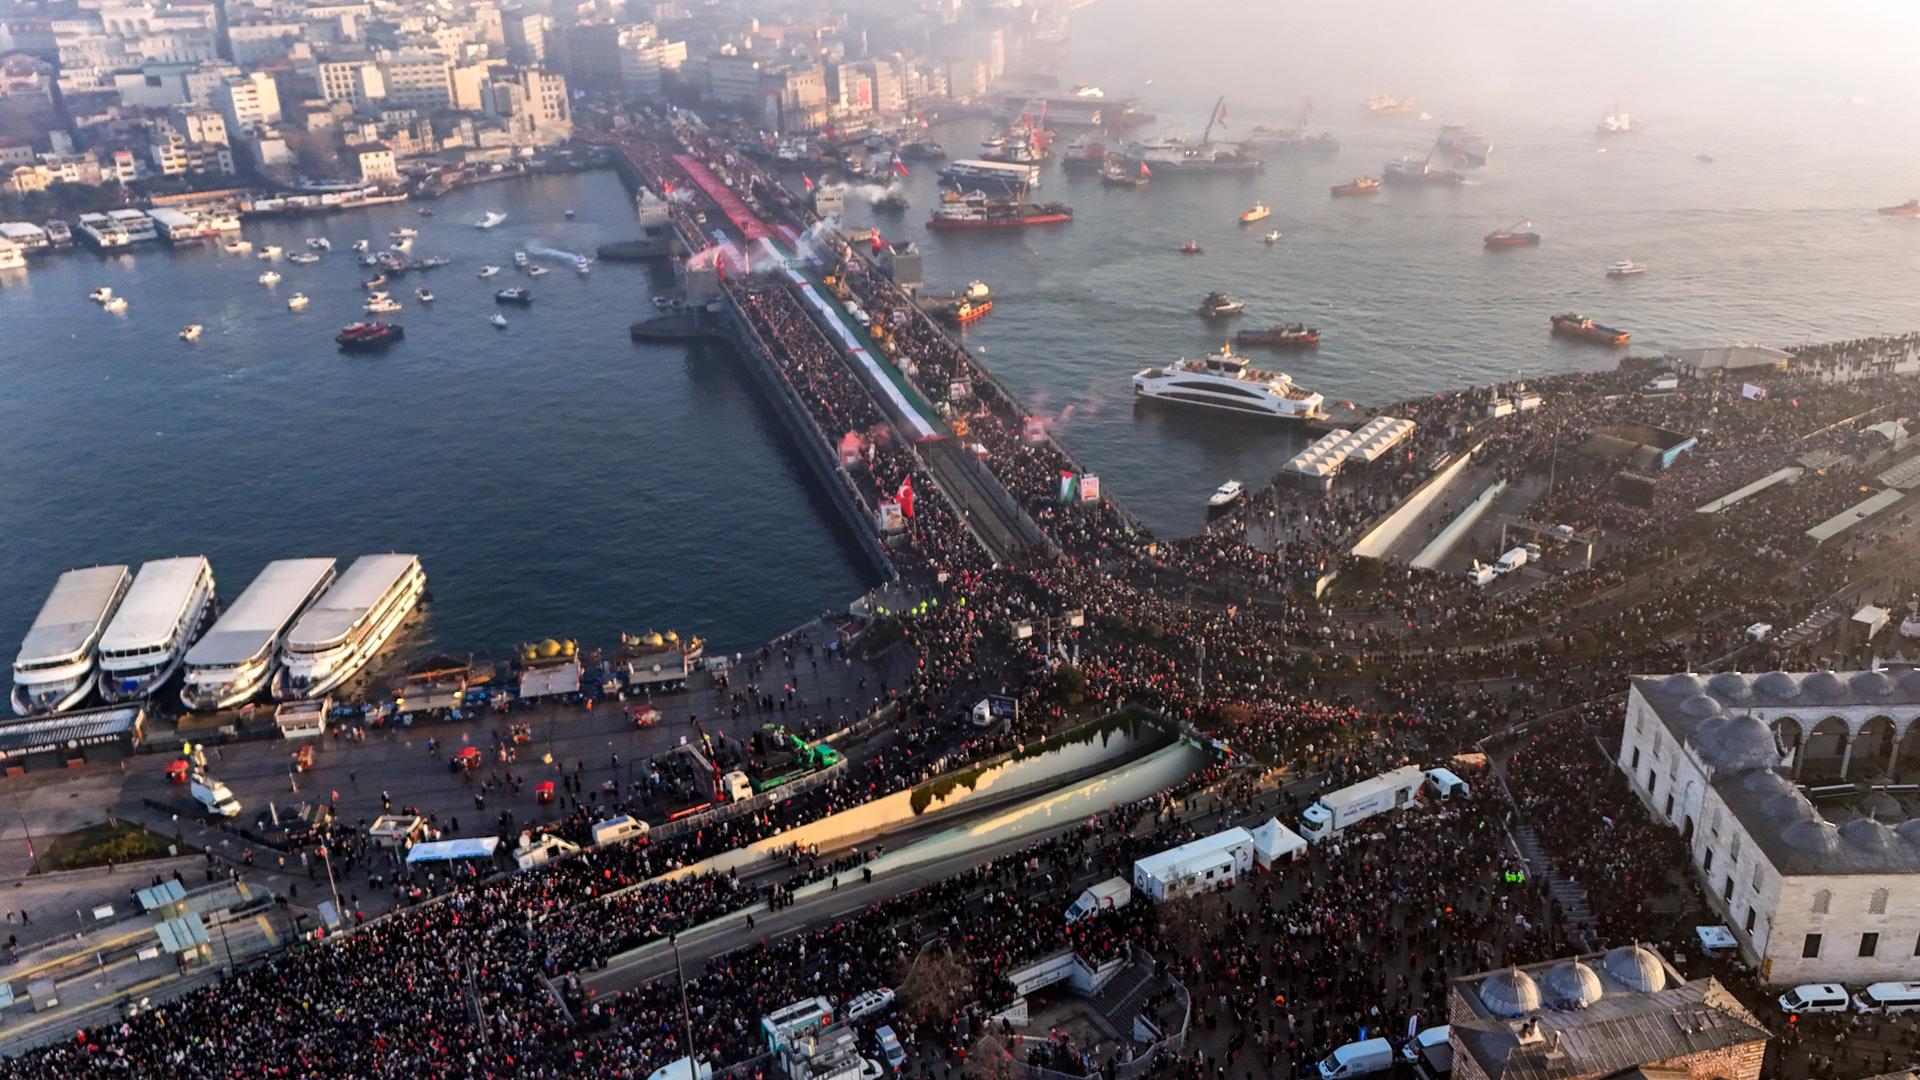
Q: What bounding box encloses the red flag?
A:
[897,475,915,518]
[802,172,814,191]
[663,180,674,195]
[1139,161,1151,177]
[893,158,909,177]
[870,232,883,254]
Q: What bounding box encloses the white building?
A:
[1619,671,1920,986]
[317,58,386,107]
[215,71,282,132]
[378,54,452,110]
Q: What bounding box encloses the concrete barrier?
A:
[1350,440,1486,561]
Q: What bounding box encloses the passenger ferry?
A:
[180,558,335,711]
[272,554,425,700]
[11,565,132,715]
[95,556,217,703]
[107,209,157,244]
[938,159,1042,192]
[75,213,133,250]
[1133,345,1325,420]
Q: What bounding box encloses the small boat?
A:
[1606,260,1646,277]
[1198,291,1245,318]
[258,270,281,286]
[390,227,418,239]
[1235,323,1320,348]
[527,265,549,277]
[88,286,113,303]
[306,237,331,250]
[574,260,591,276]
[390,237,413,254]
[287,293,310,310]
[363,275,387,288]
[513,251,529,267]
[942,298,992,325]
[1239,202,1272,224]
[1264,230,1282,245]
[475,211,507,229]
[287,252,321,264]
[351,239,370,252]
[417,207,434,217]
[415,288,434,302]
[489,313,509,328]
[564,209,576,219]
[222,239,252,254]
[103,296,128,313]
[256,245,283,261]
[962,280,991,301]
[357,253,379,267]
[494,286,533,305]
[478,265,500,278]
[652,296,673,309]
[1331,177,1382,197]
[414,256,451,269]
[1485,221,1541,248]
[179,324,202,341]
[365,290,391,302]
[1208,480,1244,509]
[1180,241,1204,255]
[1550,312,1630,345]
[1696,152,1716,164]
[365,296,402,314]
[336,322,403,351]
[1877,198,1920,218]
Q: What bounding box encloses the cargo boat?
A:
[1550,313,1630,346]
[335,322,404,351]
[1331,177,1381,197]
[927,192,1072,230]
[1235,324,1320,348]
[1485,221,1541,248]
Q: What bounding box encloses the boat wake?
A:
[526,245,592,268]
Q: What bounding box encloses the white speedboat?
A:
[1265,230,1281,244]
[11,564,131,715]
[390,227,418,239]
[489,312,508,328]
[222,239,252,254]
[271,554,425,700]
[180,558,335,711]
[306,237,331,250]
[478,265,501,278]
[527,265,549,277]
[475,211,507,229]
[287,293,310,310]
[365,296,402,314]
[88,286,113,303]
[513,251,529,267]
[1208,480,1245,509]
[1133,345,1325,420]
[258,270,281,286]
[179,324,202,341]
[415,288,434,303]
[390,236,413,254]
[351,239,370,252]
[1606,260,1646,277]
[257,245,282,261]
[287,252,321,264]
[96,556,217,704]
[103,296,128,313]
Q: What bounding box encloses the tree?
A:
[1050,663,1087,707]
[964,1033,1014,1080]
[895,943,972,1022]
[1154,889,1231,959]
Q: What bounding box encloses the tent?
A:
[405,836,501,864]
[1250,818,1307,868]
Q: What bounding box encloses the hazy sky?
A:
[1068,0,1920,133]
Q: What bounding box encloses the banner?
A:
[876,500,906,532]
[1079,475,1101,502]
[949,380,972,401]
[1059,471,1078,502]
[1742,383,1768,400]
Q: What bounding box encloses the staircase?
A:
[1090,955,1160,1041]
[1512,823,1600,949]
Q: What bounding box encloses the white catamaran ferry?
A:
[938,159,1042,191]
[96,556,218,704]
[272,554,425,700]
[11,565,132,715]
[1133,345,1326,420]
[180,558,336,711]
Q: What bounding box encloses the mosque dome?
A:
[1782,818,1842,856]
[1859,792,1904,823]
[1661,672,1709,696]
[1708,672,1753,702]
[1694,714,1780,772]
[1478,968,1542,1019]
[1841,817,1898,852]
[1603,946,1667,994]
[1544,961,1605,1008]
[1803,670,1847,702]
[1680,694,1722,720]
[1851,670,1896,699]
[1754,672,1802,700]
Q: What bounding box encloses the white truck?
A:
[1132,827,1255,902]
[1298,766,1425,843]
[1065,877,1132,923]
[190,773,241,818]
[1494,547,1528,575]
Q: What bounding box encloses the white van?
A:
[1402,1025,1453,1074]
[1777,983,1850,1014]
[846,988,895,1021]
[1424,768,1470,799]
[1319,1037,1395,1080]
[875,1025,907,1072]
[1852,982,1920,1014]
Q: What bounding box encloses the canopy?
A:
[405,836,501,864]
[1695,925,1738,953]
[1250,817,1307,867]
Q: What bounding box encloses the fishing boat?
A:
[1180,241,1204,255]
[513,251,529,268]
[1484,221,1541,248]
[103,296,128,313]
[1550,313,1630,345]
[415,288,434,302]
[287,293,310,310]
[179,324,202,341]
[489,313,509,329]
[1198,291,1245,318]
[258,270,281,286]
[390,227,418,239]
[478,265,501,278]
[1264,230,1282,245]
[363,275,387,289]
[1877,198,1920,218]
[1606,260,1646,277]
[223,238,252,254]
[257,245,283,261]
[1235,323,1320,348]
[88,286,113,303]
[527,265,549,277]
[365,296,402,314]
[941,298,992,325]
[1240,203,1272,224]
[1331,177,1381,197]
[926,190,1073,230]
[1207,480,1245,509]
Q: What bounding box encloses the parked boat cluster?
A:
[10,554,425,716]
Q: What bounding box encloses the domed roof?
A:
[1895,819,1920,845]
[1851,670,1897,699]
[1803,670,1847,702]
[1738,768,1794,797]
[1708,672,1753,701]
[1763,791,1814,825]
[1841,817,1897,852]
[538,638,562,658]
[1603,946,1667,994]
[1755,671,1802,700]
[1859,792,1904,823]
[642,631,665,647]
[1478,968,1541,1018]
[664,629,680,642]
[1544,961,1605,1008]
[1899,669,1920,696]
[1680,694,1722,720]
[1661,672,1709,696]
[1783,818,1842,855]
[1694,714,1780,772]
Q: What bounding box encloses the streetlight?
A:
[318,843,343,922]
[671,936,698,1071]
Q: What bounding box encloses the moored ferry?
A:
[11,565,132,715]
[1550,313,1630,346]
[181,558,336,711]
[927,191,1072,230]
[272,554,425,700]
[75,213,132,250]
[106,208,157,244]
[1133,345,1325,420]
[938,159,1042,191]
[96,556,217,703]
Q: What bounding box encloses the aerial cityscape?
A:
[6,0,1920,1077]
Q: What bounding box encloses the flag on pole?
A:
[1059,471,1078,502]
[893,158,909,177]
[802,173,814,191]
[1140,162,1151,177]
[897,475,915,518]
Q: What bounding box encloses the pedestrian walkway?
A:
[1511,822,1599,948]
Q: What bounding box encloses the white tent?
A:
[405,836,501,864]
[1250,818,1307,868]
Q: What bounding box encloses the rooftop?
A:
[184,558,336,668]
[283,554,419,651]
[13,565,130,667]
[98,556,210,655]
